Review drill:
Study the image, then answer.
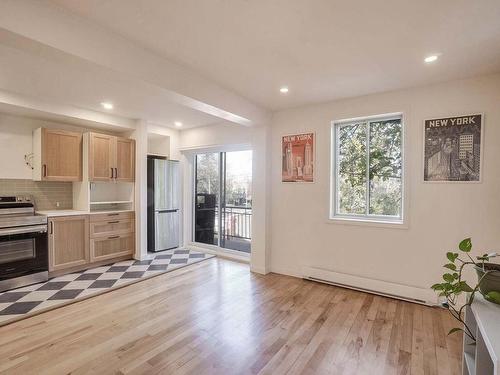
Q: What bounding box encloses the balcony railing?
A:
[213,205,252,239]
[221,205,252,240]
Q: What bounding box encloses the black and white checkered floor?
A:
[0,248,214,326]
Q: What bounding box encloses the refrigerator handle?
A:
[155,209,178,213]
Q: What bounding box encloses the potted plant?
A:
[475,258,500,301]
[431,238,499,343]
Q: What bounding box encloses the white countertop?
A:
[36,209,134,217]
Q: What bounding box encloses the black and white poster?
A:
[424,114,482,182]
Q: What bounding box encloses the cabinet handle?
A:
[110,167,114,178]
[107,235,120,239]
[115,167,118,179]
[107,213,119,217]
[107,221,119,224]
[50,221,53,234]
[43,164,47,177]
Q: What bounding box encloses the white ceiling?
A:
[0,33,222,130]
[50,0,500,111]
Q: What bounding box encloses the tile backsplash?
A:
[0,179,73,210]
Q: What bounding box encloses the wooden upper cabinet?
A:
[88,132,135,182]
[49,215,89,272]
[115,137,135,182]
[88,133,115,182]
[33,128,82,181]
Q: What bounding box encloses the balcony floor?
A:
[214,235,251,253]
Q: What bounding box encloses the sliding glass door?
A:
[194,150,252,253]
[194,152,220,246]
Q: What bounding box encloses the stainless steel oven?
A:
[0,196,48,292]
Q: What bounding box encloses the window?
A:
[331,114,404,223]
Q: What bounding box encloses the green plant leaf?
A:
[459,238,472,252]
[484,291,500,305]
[443,273,455,283]
[443,263,457,271]
[443,283,453,291]
[431,283,444,291]
[448,327,464,336]
[457,281,474,293]
[446,252,458,262]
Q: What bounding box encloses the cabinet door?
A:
[115,137,135,182]
[90,219,135,238]
[89,133,115,182]
[42,129,82,181]
[49,215,89,272]
[90,233,134,262]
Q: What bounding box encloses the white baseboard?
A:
[270,266,303,279]
[302,266,438,306]
[250,266,269,275]
[186,243,250,264]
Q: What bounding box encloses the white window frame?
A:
[330,112,406,227]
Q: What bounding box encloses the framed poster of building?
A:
[424,114,482,182]
[282,132,314,183]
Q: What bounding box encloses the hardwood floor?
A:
[0,258,462,375]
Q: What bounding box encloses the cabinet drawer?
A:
[90,211,134,223]
[90,219,135,238]
[90,233,134,262]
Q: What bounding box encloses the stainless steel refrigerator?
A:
[147,157,180,252]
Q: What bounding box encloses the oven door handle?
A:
[0,225,48,236]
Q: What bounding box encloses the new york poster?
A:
[282,133,314,183]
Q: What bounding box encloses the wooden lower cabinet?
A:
[90,219,135,238]
[90,234,134,262]
[49,215,89,272]
[48,211,135,275]
[91,211,134,222]
[89,211,135,263]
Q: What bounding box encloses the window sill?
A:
[327,216,408,229]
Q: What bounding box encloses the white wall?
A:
[0,113,85,179]
[180,122,271,273]
[147,124,181,160]
[148,134,170,157]
[270,73,500,300]
[180,122,254,149]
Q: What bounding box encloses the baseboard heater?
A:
[302,266,437,306]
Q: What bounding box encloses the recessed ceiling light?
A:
[174,121,183,128]
[424,55,439,63]
[279,86,289,94]
[101,102,113,110]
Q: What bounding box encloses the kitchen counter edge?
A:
[37,209,135,217]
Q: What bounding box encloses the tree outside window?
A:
[333,115,403,222]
